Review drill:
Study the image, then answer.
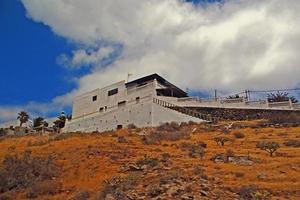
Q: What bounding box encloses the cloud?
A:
[13,0,300,119]
[58,46,114,69]
[0,100,68,123]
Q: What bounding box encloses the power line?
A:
[250,88,300,93]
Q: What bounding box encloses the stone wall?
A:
[188,107,300,121]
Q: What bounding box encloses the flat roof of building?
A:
[126,73,188,97]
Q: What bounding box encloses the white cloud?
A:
[9,0,300,120]
[58,46,114,68]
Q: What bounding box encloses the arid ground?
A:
[0,121,299,200]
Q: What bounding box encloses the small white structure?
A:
[64,74,204,133]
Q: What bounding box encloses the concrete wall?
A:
[151,103,203,126]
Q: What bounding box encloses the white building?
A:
[63,74,205,133]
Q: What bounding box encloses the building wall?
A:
[64,78,203,133]
[64,95,153,132]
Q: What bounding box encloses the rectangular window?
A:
[92,95,97,101]
[108,88,118,96]
[99,107,104,112]
[118,101,126,107]
[136,97,140,103]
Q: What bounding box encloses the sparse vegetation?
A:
[256,141,280,157]
[156,122,181,132]
[180,142,207,159]
[72,191,90,200]
[0,151,60,193]
[268,113,300,125]
[267,92,298,103]
[234,132,245,139]
[214,136,231,146]
[0,121,299,199]
[96,173,140,200]
[136,155,159,169]
[283,140,300,147]
[117,136,127,143]
[142,130,190,145]
[26,180,62,198]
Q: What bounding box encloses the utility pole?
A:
[214,89,217,101]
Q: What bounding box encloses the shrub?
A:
[147,184,163,198]
[96,173,140,200]
[0,128,6,137]
[268,113,300,125]
[26,180,62,198]
[127,124,137,129]
[141,130,190,145]
[0,151,60,193]
[136,155,159,168]
[238,185,259,200]
[214,136,231,146]
[156,122,180,132]
[283,140,300,147]
[234,132,245,139]
[117,136,127,143]
[180,142,207,160]
[160,153,171,162]
[193,166,205,177]
[256,141,280,157]
[72,191,90,200]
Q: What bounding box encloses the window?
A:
[118,101,126,107]
[108,88,118,96]
[99,107,104,112]
[136,97,140,103]
[92,95,97,101]
[117,125,123,129]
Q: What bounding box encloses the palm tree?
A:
[17,111,29,127]
[33,117,44,128]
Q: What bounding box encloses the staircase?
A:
[153,98,218,123]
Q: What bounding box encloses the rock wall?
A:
[187,107,300,121]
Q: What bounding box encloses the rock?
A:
[105,194,116,200]
[181,194,194,200]
[200,190,208,196]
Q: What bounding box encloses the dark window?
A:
[92,95,97,101]
[117,125,123,129]
[136,97,140,103]
[99,107,104,112]
[118,101,126,107]
[108,88,118,96]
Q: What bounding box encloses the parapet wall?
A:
[188,107,300,121]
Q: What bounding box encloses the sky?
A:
[0,0,299,122]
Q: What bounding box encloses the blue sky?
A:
[0,0,77,106]
[0,0,221,120]
[0,0,299,122]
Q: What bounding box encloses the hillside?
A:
[0,121,299,200]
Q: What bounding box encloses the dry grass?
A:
[0,121,299,199]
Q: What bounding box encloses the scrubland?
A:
[0,120,299,200]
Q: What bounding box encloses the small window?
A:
[108,88,118,96]
[118,101,126,107]
[99,107,104,112]
[117,125,123,129]
[136,97,140,103]
[92,95,97,101]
